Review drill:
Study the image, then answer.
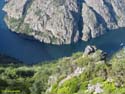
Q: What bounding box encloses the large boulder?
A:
[84,45,97,55]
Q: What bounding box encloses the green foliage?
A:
[90,77,105,84]
[103,82,116,94]
[79,81,88,90]
[56,77,79,94]
[30,80,47,94]
[109,50,125,87]
[0,50,125,94]
[16,69,35,78]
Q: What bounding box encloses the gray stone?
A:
[84,45,97,55]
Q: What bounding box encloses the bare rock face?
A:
[84,45,97,55]
[3,0,80,44]
[3,0,125,44]
[82,3,106,41]
[3,0,27,19]
[22,0,80,44]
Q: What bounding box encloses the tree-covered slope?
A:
[0,48,125,94]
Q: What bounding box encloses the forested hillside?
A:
[0,47,125,94]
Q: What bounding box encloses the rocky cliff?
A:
[3,0,125,44]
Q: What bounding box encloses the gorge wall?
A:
[3,0,125,44]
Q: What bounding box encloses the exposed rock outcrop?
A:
[83,45,107,61]
[3,0,125,44]
[84,45,97,55]
[87,83,103,94]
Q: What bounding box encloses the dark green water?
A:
[0,0,125,64]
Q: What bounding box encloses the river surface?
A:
[0,0,125,64]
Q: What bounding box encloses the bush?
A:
[52,77,79,94]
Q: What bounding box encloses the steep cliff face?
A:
[3,0,125,44]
